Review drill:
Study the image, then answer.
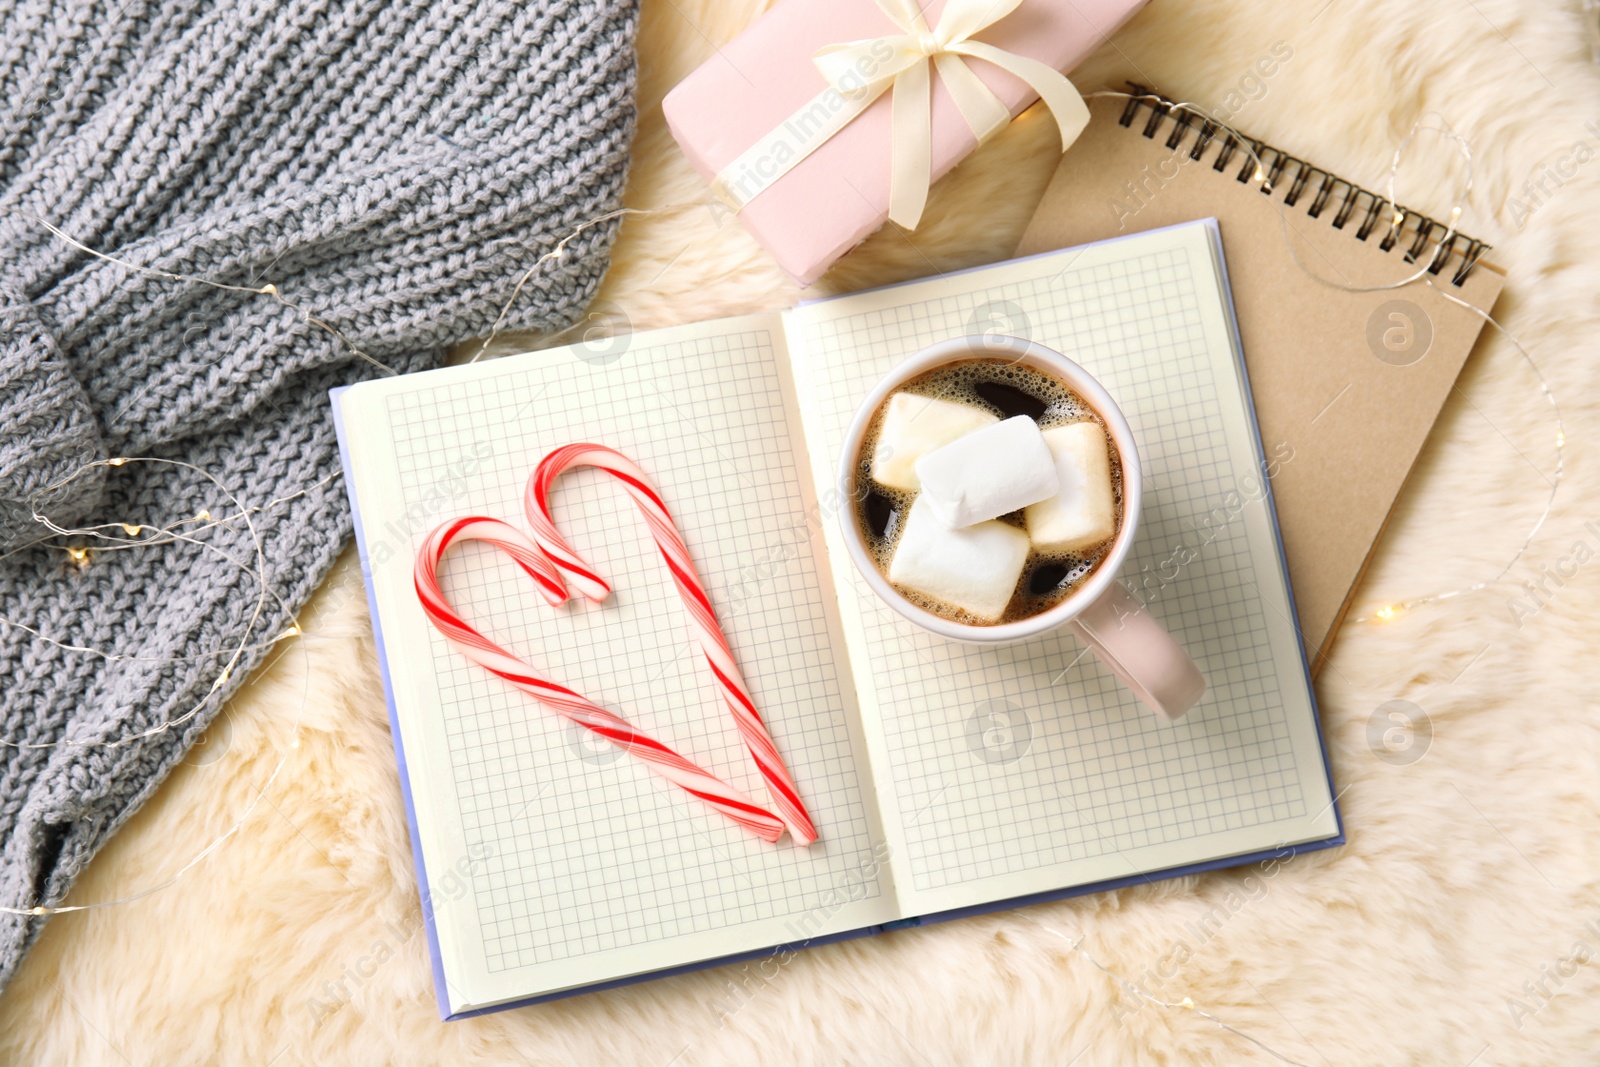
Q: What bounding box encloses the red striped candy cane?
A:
[526,444,819,847]
[415,517,786,843]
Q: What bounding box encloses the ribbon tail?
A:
[887,60,933,229]
[950,41,1090,153]
[932,52,1011,145]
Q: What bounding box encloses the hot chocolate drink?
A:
[852,358,1123,626]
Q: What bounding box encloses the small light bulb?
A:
[66,546,89,563]
[1180,997,1195,1009]
[30,906,47,916]
[1557,430,1565,447]
[277,624,302,641]
[261,283,278,296]
[121,523,141,536]
[1252,167,1265,183]
[212,666,232,690]
[195,509,211,522]
[1375,605,1399,621]
[107,457,127,467]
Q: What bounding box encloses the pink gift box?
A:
[663,0,1148,285]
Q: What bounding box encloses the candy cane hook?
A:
[526,444,818,846]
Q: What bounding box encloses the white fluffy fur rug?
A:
[6,0,1600,1062]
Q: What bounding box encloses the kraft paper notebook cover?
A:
[1016,90,1506,670]
[334,221,1342,1018]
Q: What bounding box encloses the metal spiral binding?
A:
[1117,87,1489,286]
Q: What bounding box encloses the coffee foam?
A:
[854,358,1124,626]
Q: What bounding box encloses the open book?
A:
[333,220,1341,1018]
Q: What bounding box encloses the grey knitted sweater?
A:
[0,0,637,992]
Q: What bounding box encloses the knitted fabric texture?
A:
[0,0,637,991]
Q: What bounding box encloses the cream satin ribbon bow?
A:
[710,0,1091,230]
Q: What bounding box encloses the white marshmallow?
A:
[914,416,1059,528]
[1025,421,1117,554]
[888,497,1030,623]
[870,392,997,491]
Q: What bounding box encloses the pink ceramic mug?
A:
[836,335,1206,720]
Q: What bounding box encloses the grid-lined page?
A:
[785,222,1338,916]
[339,315,897,1013]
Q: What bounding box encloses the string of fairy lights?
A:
[1016,911,1316,1066]
[0,91,1566,1060]
[0,198,712,924]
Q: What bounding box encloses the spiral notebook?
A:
[333,220,1341,1018]
[1016,89,1506,669]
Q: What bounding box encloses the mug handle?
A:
[1068,582,1205,720]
